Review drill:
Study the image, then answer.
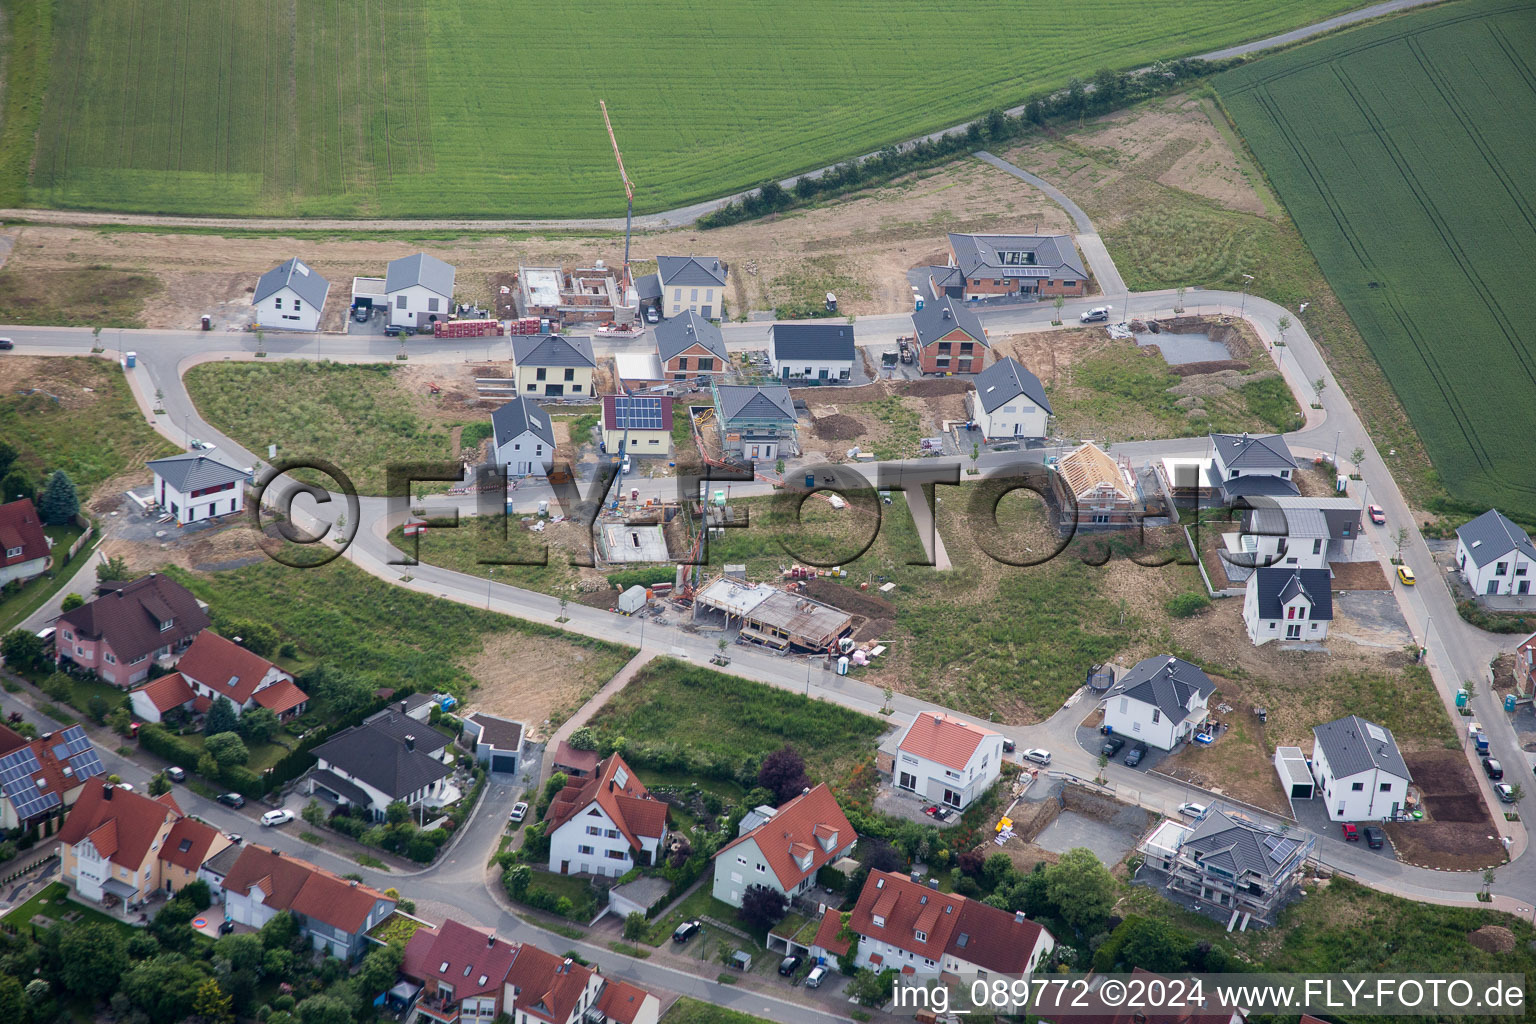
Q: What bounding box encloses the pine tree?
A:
[38,470,79,525]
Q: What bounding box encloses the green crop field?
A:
[1215,0,1536,519]
[5,0,1364,218]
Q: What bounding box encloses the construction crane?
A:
[599,100,635,299]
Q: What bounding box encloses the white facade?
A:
[492,429,552,477]
[941,928,1054,980]
[771,354,853,383]
[547,804,662,879]
[310,750,451,820]
[0,552,48,587]
[1456,538,1536,597]
[1102,689,1207,751]
[389,283,451,328]
[503,972,603,1024]
[1244,577,1331,645]
[714,835,792,906]
[966,389,1048,441]
[1312,746,1409,822]
[662,284,723,320]
[255,285,322,331]
[891,719,1004,811]
[1223,531,1329,571]
[153,472,245,526]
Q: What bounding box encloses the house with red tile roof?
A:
[592,978,660,1024]
[127,672,197,724]
[56,781,230,912]
[812,870,1054,984]
[220,844,395,960]
[173,630,305,719]
[0,723,107,829]
[402,918,522,1024]
[886,711,1004,811]
[0,498,52,586]
[55,573,210,686]
[711,783,856,908]
[503,940,605,1024]
[544,753,668,878]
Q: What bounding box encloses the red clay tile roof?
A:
[946,899,1047,975]
[222,844,392,934]
[504,942,594,1024]
[57,782,178,870]
[57,573,210,665]
[252,677,308,715]
[131,672,196,714]
[897,711,997,772]
[716,783,855,891]
[594,979,653,1024]
[191,695,212,714]
[0,499,49,567]
[175,631,289,706]
[849,871,964,964]
[161,817,226,872]
[550,741,599,775]
[545,754,666,851]
[400,918,518,999]
[811,910,850,957]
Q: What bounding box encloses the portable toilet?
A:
[914,295,925,312]
[1506,693,1518,712]
[537,499,549,516]
[836,656,849,676]
[124,351,137,368]
[1456,689,1468,708]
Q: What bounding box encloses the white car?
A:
[1021,748,1052,767]
[1080,306,1111,323]
[1177,802,1207,819]
[260,809,295,827]
[509,801,529,823]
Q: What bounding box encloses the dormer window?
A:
[872,915,886,928]
[4,546,20,558]
[915,929,927,942]
[160,618,174,632]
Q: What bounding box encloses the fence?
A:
[64,514,95,563]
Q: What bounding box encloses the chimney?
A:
[910,872,921,884]
[943,308,952,320]
[487,934,496,949]
[405,735,416,751]
[103,783,114,800]
[400,700,408,714]
[1015,910,1026,924]
[928,878,939,890]
[349,880,358,887]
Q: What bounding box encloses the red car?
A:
[1368,505,1386,525]
[1341,822,1360,841]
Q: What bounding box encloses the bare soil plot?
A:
[1382,752,1505,870]
[1328,561,1389,591]
[461,630,626,738]
[795,379,969,460]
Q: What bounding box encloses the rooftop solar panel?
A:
[613,396,664,431]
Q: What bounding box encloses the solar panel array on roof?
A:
[0,747,59,820]
[613,396,665,431]
[1262,834,1299,864]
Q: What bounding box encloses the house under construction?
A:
[1050,441,1147,531]
[517,262,629,325]
[694,576,853,652]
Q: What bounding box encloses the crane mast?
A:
[599,100,635,298]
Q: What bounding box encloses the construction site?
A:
[514,263,630,325]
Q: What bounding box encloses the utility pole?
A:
[1239,273,1254,319]
[600,101,636,308]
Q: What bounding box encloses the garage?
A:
[1273,746,1315,800]
[463,712,526,775]
[491,752,519,774]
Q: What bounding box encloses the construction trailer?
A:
[517,263,629,325]
[694,576,853,652]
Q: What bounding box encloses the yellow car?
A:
[1397,565,1416,585]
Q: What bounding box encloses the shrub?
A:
[1165,592,1211,618]
[622,912,648,941]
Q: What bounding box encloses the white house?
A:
[307,708,454,821]
[1455,508,1536,597]
[0,498,52,587]
[656,255,727,319]
[888,711,1003,811]
[1243,567,1332,645]
[711,783,855,907]
[490,396,556,476]
[1209,431,1299,501]
[253,258,329,331]
[545,754,668,878]
[146,452,247,526]
[1100,655,1215,751]
[1311,715,1413,821]
[385,252,455,329]
[1222,496,1362,578]
[220,844,395,960]
[768,323,856,383]
[169,630,308,720]
[967,356,1052,441]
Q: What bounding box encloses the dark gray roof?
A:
[1182,809,1305,881]
[201,841,244,879]
[491,397,556,450]
[1456,509,1536,568]
[1106,656,1214,723]
[311,711,451,800]
[972,356,1051,415]
[769,323,856,363]
[1313,715,1411,782]
[655,312,727,363]
[147,452,248,492]
[635,272,662,301]
[656,255,727,288]
[1270,496,1360,541]
[1211,432,1295,471]
[1251,567,1332,621]
[385,253,455,297]
[911,296,987,348]
[1211,465,1299,499]
[253,258,330,309]
[310,767,372,807]
[717,384,796,425]
[512,333,596,368]
[465,713,523,752]
[947,233,1087,280]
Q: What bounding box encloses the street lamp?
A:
[1239,274,1255,319]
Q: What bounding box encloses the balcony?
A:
[412,995,462,1024]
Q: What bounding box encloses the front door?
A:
[1520,581,1531,595]
[701,305,712,319]
[898,772,916,790]
[560,860,570,875]
[1285,623,1301,640]
[1488,581,1499,595]
[546,384,564,397]
[942,788,962,808]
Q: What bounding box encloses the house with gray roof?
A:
[1208,432,1298,501]
[768,323,856,383]
[656,255,728,319]
[712,383,797,463]
[654,312,728,379]
[1243,567,1332,646]
[1221,496,1361,579]
[385,253,455,329]
[490,396,556,476]
[512,334,596,398]
[910,297,990,375]
[1455,508,1535,597]
[1101,655,1215,751]
[1310,715,1411,821]
[1157,808,1313,928]
[968,356,1051,441]
[253,258,329,331]
[307,707,454,821]
[937,233,1088,301]
[147,452,248,526]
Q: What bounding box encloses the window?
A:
[676,357,688,371]
[396,295,408,309]
[1496,562,1508,576]
[1151,709,1160,724]
[1313,538,1323,555]
[938,342,951,354]
[5,545,22,557]
[1380,782,1392,792]
[578,845,595,855]
[428,298,440,312]
[1063,280,1076,288]
[960,342,973,353]
[673,288,682,301]
[698,358,714,371]
[737,856,746,865]
[587,826,602,836]
[105,652,116,664]
[690,289,699,301]
[564,368,575,381]
[294,300,302,312]
[1351,781,1365,792]
[756,863,766,873]
[536,368,547,381]
[160,619,174,632]
[915,930,927,942]
[274,297,283,309]
[526,384,536,392]
[605,850,626,861]
[1119,697,1128,714]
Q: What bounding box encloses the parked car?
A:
[1123,742,1147,767]
[778,954,803,977]
[225,833,243,846]
[672,920,702,944]
[1483,758,1504,781]
[1101,736,1126,758]
[1001,738,1016,753]
[805,965,828,988]
[644,307,660,324]
[1396,565,1416,585]
[1080,306,1110,323]
[1341,822,1360,841]
[35,626,55,645]
[117,782,135,792]
[352,304,370,323]
[1363,826,1384,849]
[1022,748,1052,767]
[1177,802,1207,819]
[0,338,14,350]
[189,439,215,450]
[166,767,186,783]
[1495,784,1516,803]
[509,801,529,823]
[217,792,246,808]
[261,809,294,827]
[1368,504,1386,524]
[384,324,414,337]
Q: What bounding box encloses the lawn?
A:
[1215,0,1536,520]
[183,362,478,496]
[0,269,159,328]
[4,882,131,934]
[386,515,583,597]
[7,0,1366,217]
[664,998,774,1024]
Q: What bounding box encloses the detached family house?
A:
[512,334,596,398]
[968,356,1051,440]
[491,397,557,477]
[307,706,454,821]
[147,451,248,526]
[654,312,728,380]
[253,258,329,332]
[387,253,456,330]
[655,255,727,320]
[1311,715,1412,821]
[887,711,1003,811]
[711,783,855,908]
[713,383,798,463]
[130,629,307,724]
[1209,432,1298,501]
[56,573,210,686]
[1150,808,1312,928]
[1243,567,1332,645]
[1222,496,1360,578]
[221,844,395,959]
[1051,442,1142,529]
[910,297,990,375]
[600,395,672,458]
[769,323,856,383]
[1100,656,1215,752]
[545,753,668,878]
[0,498,52,587]
[1455,508,1536,597]
[933,232,1087,302]
[0,723,106,829]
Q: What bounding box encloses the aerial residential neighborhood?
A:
[0,1,1532,1022]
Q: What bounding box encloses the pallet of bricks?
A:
[433,319,505,338]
